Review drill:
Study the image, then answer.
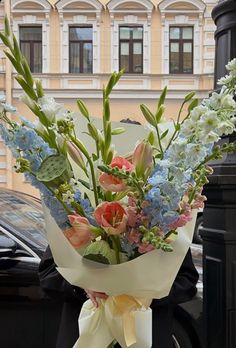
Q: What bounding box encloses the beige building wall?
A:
[0,0,217,195]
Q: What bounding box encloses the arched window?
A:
[107,0,154,74]
[56,0,103,74]
[158,0,206,75]
[11,0,52,73]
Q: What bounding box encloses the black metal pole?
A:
[200,1,236,348]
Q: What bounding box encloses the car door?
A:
[0,227,61,348]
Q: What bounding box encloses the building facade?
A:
[0,0,217,195]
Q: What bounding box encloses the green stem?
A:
[69,135,99,206]
[110,236,121,264]
[155,125,163,159]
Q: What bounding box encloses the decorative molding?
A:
[22,15,37,24]
[11,0,52,12]
[58,2,102,74]
[158,0,206,12]
[56,0,103,11]
[107,0,154,12]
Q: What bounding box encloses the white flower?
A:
[218,74,234,86]
[190,105,208,121]
[0,95,6,103]
[220,94,236,109]
[38,96,64,122]
[199,130,220,144]
[180,119,197,137]
[226,58,236,74]
[19,93,36,109]
[70,178,80,190]
[35,121,47,134]
[199,111,219,132]
[216,120,235,136]
[62,190,74,204]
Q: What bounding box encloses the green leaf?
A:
[87,123,98,140]
[184,91,195,102]
[160,129,169,140]
[83,240,114,265]
[0,33,11,49]
[106,148,114,164]
[111,127,125,135]
[13,34,22,63]
[15,75,37,101]
[105,121,112,148]
[105,73,116,97]
[158,86,167,108]
[104,98,110,122]
[140,104,156,127]
[147,131,155,145]
[76,178,91,190]
[4,16,11,37]
[22,56,34,87]
[188,99,198,113]
[77,99,90,120]
[175,123,180,131]
[155,104,165,123]
[3,51,24,75]
[35,79,44,98]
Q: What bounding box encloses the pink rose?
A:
[99,157,134,192]
[64,215,94,248]
[94,201,128,235]
[138,243,156,254]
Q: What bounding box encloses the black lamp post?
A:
[200,1,236,348]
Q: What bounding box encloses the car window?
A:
[0,191,48,252]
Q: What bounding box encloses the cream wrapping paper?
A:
[43,205,197,347]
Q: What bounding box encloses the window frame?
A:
[119,25,144,74]
[19,25,43,74]
[69,26,93,74]
[169,26,194,75]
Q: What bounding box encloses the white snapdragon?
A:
[217,120,235,136]
[226,58,236,74]
[189,105,208,121]
[218,74,234,86]
[220,94,236,109]
[199,110,219,132]
[199,130,220,144]
[38,96,64,122]
[19,93,36,109]
[180,119,197,137]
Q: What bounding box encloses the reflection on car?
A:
[0,188,203,348]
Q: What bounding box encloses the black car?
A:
[0,188,203,348]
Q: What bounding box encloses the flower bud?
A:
[67,141,87,173]
[132,141,153,178]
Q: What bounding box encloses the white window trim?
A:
[56,0,103,74]
[58,14,101,74]
[11,1,51,73]
[110,16,153,74]
[158,0,206,75]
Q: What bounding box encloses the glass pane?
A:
[170,42,179,53]
[133,27,143,39]
[120,27,130,39]
[183,50,193,73]
[33,42,42,73]
[133,47,142,73]
[183,42,192,53]
[170,42,179,73]
[83,42,93,73]
[170,27,180,39]
[70,27,92,41]
[20,27,42,41]
[21,42,30,62]
[133,42,142,55]
[120,43,129,72]
[70,43,80,73]
[121,42,129,55]
[183,27,193,39]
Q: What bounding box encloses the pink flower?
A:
[132,141,153,177]
[126,206,138,227]
[99,157,134,192]
[191,194,207,209]
[127,229,141,244]
[169,213,192,229]
[64,215,94,248]
[138,243,156,254]
[94,201,128,235]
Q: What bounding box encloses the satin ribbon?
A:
[73,295,152,348]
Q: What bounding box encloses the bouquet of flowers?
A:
[1,17,236,348]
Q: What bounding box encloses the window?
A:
[69,26,93,74]
[119,26,143,74]
[19,26,42,73]
[169,26,193,74]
